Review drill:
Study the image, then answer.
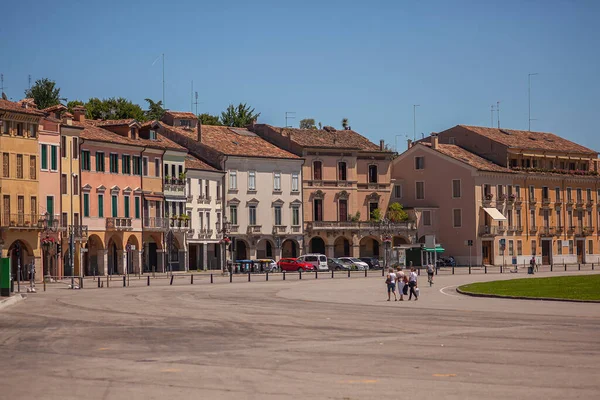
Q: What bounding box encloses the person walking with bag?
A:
[408,267,419,301]
[385,268,397,301]
[396,267,405,301]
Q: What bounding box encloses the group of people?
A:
[385,267,419,301]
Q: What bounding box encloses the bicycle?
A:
[427,273,434,286]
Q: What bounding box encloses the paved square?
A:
[1,271,599,399]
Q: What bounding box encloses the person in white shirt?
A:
[408,267,419,301]
[386,268,397,301]
[396,267,406,301]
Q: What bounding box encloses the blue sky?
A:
[1,0,598,151]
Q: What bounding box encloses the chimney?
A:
[197,121,202,143]
[380,139,385,151]
[73,106,86,122]
[431,133,439,150]
[407,139,413,149]
[62,112,73,126]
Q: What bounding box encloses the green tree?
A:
[67,100,84,113]
[220,103,260,127]
[144,98,165,121]
[370,208,383,222]
[299,118,316,129]
[24,78,62,109]
[387,202,409,222]
[341,118,349,130]
[198,113,222,126]
[84,97,146,121]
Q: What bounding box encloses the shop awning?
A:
[483,207,507,221]
[143,193,164,201]
[424,246,445,253]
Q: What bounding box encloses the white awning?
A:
[483,207,507,221]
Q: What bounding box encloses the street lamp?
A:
[379,218,394,269]
[219,216,231,273]
[41,212,59,279]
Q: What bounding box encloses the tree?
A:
[84,97,146,121]
[370,208,383,222]
[299,118,316,129]
[220,103,260,127]
[341,118,349,130]
[145,98,165,121]
[67,100,84,113]
[24,78,62,109]
[387,202,409,222]
[198,113,222,126]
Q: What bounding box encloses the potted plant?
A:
[220,236,231,247]
[485,193,494,201]
[179,172,186,182]
[180,214,190,227]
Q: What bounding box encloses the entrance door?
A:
[482,241,492,265]
[541,240,551,265]
[576,240,585,263]
[189,244,198,270]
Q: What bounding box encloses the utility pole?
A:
[413,104,420,141]
[28,74,31,90]
[528,73,539,131]
[194,92,199,115]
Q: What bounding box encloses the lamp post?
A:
[379,218,394,269]
[219,216,231,273]
[41,212,59,280]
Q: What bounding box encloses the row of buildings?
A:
[1,97,599,281]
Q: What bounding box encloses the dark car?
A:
[327,258,351,271]
[359,257,382,270]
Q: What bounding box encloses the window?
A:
[529,185,535,200]
[555,187,561,202]
[556,209,562,228]
[588,240,593,255]
[292,172,299,192]
[576,188,582,202]
[61,212,67,228]
[292,206,300,226]
[274,172,281,191]
[587,188,592,201]
[588,210,593,227]
[30,196,37,218]
[2,153,8,178]
[180,119,191,127]
[61,174,67,194]
[135,197,140,219]
[567,188,572,202]
[216,212,221,232]
[369,202,378,220]
[30,124,38,138]
[423,210,432,226]
[72,137,79,159]
[98,194,104,218]
[112,195,118,218]
[142,157,148,176]
[568,210,573,228]
[110,154,119,173]
[507,210,513,227]
[516,209,522,228]
[453,209,462,228]
[205,180,210,199]
[229,171,237,190]
[531,240,537,256]
[543,209,550,227]
[132,156,142,175]
[368,165,378,183]
[313,161,322,180]
[557,240,562,255]
[569,240,574,255]
[41,145,48,170]
[515,185,521,198]
[230,205,238,225]
[149,130,157,140]
[249,205,257,225]
[83,193,90,217]
[542,186,549,201]
[122,155,131,174]
[452,180,461,198]
[95,152,105,172]
[415,156,425,170]
[2,120,9,134]
[530,209,536,228]
[198,179,203,196]
[314,199,323,221]
[509,240,514,256]
[29,156,36,180]
[338,162,347,181]
[16,154,23,179]
[46,196,54,218]
[339,199,348,222]
[449,137,456,145]
[416,181,425,200]
[61,136,66,158]
[274,205,282,225]
[517,240,522,256]
[81,150,91,171]
[248,171,256,191]
[73,175,79,195]
[198,211,204,229]
[130,127,136,138]
[16,123,23,136]
[154,159,160,177]
[216,181,221,200]
[394,184,403,199]
[510,159,518,167]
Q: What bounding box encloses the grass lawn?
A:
[458,274,600,301]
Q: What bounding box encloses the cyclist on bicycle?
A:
[427,263,434,285]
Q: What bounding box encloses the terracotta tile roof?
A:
[420,142,514,173]
[0,99,46,116]
[261,124,381,151]
[42,104,67,113]
[455,125,597,155]
[185,155,218,171]
[165,111,197,120]
[88,119,137,127]
[162,124,300,159]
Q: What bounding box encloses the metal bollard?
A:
[331,270,334,279]
[123,276,126,287]
[299,270,302,280]
[381,269,384,277]
[564,263,567,271]
[578,263,581,271]
[230,272,233,283]
[485,265,487,274]
[210,274,213,283]
[98,278,101,288]
[191,274,194,284]
[107,275,109,288]
[44,280,47,291]
[266,272,269,282]
[593,263,595,271]
[147,276,150,286]
[469,265,471,274]
[500,265,503,274]
[170,275,174,285]
[348,269,350,278]
[71,276,74,290]
[551,264,553,272]
[315,270,318,279]
[364,269,367,278]
[452,265,455,275]
[80,277,83,289]
[283,271,286,281]
[248,272,251,282]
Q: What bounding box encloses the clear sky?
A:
[1,0,598,151]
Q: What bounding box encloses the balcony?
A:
[247,225,262,235]
[497,193,507,203]
[498,225,507,233]
[586,199,594,208]
[529,226,538,234]
[482,193,494,206]
[567,226,576,234]
[555,226,564,234]
[230,225,239,233]
[575,226,594,236]
[308,220,417,233]
[272,225,287,234]
[196,195,211,204]
[169,218,190,231]
[575,199,584,208]
[106,217,132,230]
[539,227,556,237]
[143,217,169,231]
[514,196,523,205]
[555,198,563,206]
[291,226,301,233]
[542,197,551,206]
[566,198,574,206]
[479,225,500,237]
[164,179,186,194]
[528,197,537,205]
[0,214,45,230]
[185,229,195,239]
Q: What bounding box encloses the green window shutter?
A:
[51,146,57,170]
[124,196,130,218]
[83,194,89,217]
[46,196,54,217]
[112,195,118,217]
[122,155,126,174]
[134,197,140,219]
[98,195,104,218]
[41,145,48,169]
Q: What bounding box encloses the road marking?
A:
[337,379,378,384]
[432,373,457,377]
[161,368,181,373]
[440,285,462,298]
[97,347,110,351]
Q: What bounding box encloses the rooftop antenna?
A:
[497,101,500,128]
[491,104,495,128]
[28,74,31,90]
[413,104,420,141]
[151,54,165,108]
[528,72,539,131]
[194,91,199,115]
[285,111,296,128]
[191,80,193,112]
[1,73,7,98]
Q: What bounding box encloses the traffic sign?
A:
[126,244,131,252]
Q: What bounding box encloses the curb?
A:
[455,287,600,303]
[0,294,27,310]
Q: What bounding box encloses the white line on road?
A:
[439,285,462,298]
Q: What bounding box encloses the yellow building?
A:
[0,99,45,281]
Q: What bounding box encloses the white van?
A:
[297,254,328,271]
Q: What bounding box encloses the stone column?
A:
[136,250,143,274]
[156,249,165,273]
[34,256,42,283]
[326,244,334,258]
[118,250,126,275]
[98,250,108,276]
[202,243,208,271]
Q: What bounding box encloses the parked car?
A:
[338,257,369,270]
[327,258,351,271]
[359,257,382,270]
[296,254,328,271]
[277,258,315,272]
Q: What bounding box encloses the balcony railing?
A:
[529,226,538,234]
[144,217,169,231]
[555,198,563,205]
[514,196,523,204]
[230,225,239,233]
[272,225,287,234]
[497,194,507,202]
[528,197,537,204]
[309,221,416,231]
[542,197,551,206]
[0,213,45,229]
[498,225,507,233]
[186,229,195,239]
[291,226,301,233]
[555,226,564,234]
[164,179,186,193]
[169,218,190,230]
[539,227,556,236]
[575,198,584,207]
[106,217,132,230]
[566,198,574,206]
[586,199,594,207]
[482,194,494,206]
[479,225,500,236]
[247,225,262,234]
[196,195,212,204]
[575,226,594,236]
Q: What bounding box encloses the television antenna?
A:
[285,111,296,128]
[1,74,7,98]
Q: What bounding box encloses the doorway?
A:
[576,240,585,263]
[189,244,198,270]
[541,240,551,265]
[482,241,492,265]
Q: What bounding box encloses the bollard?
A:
[97,278,100,288]
[107,275,109,288]
[551,264,553,272]
[593,263,595,271]
[266,272,269,281]
[230,272,233,283]
[44,280,47,292]
[418,268,421,276]
[381,269,384,277]
[80,277,83,289]
[365,269,367,278]
[485,265,487,274]
[299,270,302,280]
[500,265,503,274]
[123,276,126,287]
[283,271,286,281]
[331,270,334,279]
[452,265,455,275]
[211,273,213,283]
[191,274,194,284]
[248,272,251,282]
[71,276,74,290]
[578,263,581,271]
[348,269,350,278]
[147,276,150,286]
[564,263,567,271]
[469,265,471,274]
[315,270,318,279]
[170,275,174,285]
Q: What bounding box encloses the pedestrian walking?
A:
[408,267,419,301]
[385,268,397,301]
[396,267,405,301]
